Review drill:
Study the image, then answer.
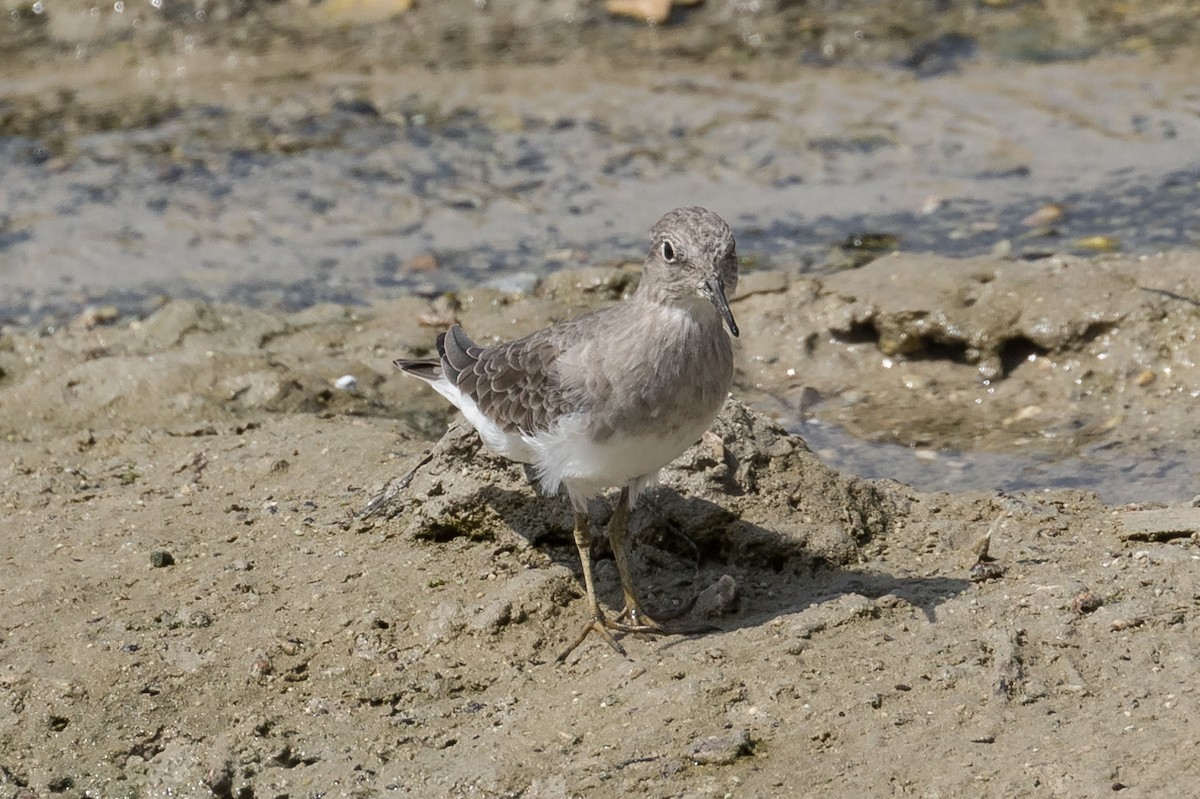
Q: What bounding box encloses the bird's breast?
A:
[578,306,733,441]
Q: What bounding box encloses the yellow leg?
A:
[607,487,664,632]
[557,510,626,662]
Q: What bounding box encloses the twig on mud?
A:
[359,450,434,519]
[969,510,1008,582]
[1139,285,1200,307]
[615,755,661,769]
[1110,606,1187,631]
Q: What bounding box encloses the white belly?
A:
[528,409,717,508]
[427,372,720,507]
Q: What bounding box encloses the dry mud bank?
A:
[2,252,1199,796]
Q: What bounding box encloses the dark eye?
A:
[661,240,676,262]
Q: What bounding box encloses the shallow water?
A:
[793,418,1197,506]
[2,52,1199,326]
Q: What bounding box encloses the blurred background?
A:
[2,0,1199,501]
[1,0,1198,326]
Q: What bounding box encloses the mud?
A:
[737,250,1200,501]
[2,253,1199,796]
[4,2,1200,795]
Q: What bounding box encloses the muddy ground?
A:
[4,1,1200,796]
[2,250,1199,797]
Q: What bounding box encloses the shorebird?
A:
[396,206,739,659]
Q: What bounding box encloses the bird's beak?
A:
[704,275,739,338]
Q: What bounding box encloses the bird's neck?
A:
[634,273,688,309]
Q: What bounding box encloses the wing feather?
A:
[437,324,578,434]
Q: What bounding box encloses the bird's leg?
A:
[557,509,627,662]
[607,487,666,633]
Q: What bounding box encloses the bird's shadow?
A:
[469,480,970,641]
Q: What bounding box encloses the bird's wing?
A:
[440,324,577,434]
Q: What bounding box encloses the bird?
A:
[395,206,739,660]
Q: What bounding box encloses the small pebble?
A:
[692,574,738,619]
[1076,235,1120,252]
[150,550,175,568]
[403,253,439,272]
[1072,591,1102,614]
[969,559,1004,582]
[74,304,121,329]
[1110,617,1144,632]
[184,609,213,628]
[606,0,671,24]
[685,729,753,765]
[334,374,358,391]
[1021,203,1065,227]
[250,654,273,678]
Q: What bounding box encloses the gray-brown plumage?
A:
[396,206,739,660]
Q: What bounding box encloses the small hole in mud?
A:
[910,339,971,366]
[547,523,574,545]
[1080,320,1115,342]
[832,320,880,346]
[417,523,462,542]
[999,336,1048,375]
[415,520,491,543]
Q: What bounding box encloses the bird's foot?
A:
[556,606,680,663]
[612,603,668,633]
[556,614,629,663]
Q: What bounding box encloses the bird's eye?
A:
[661,240,676,262]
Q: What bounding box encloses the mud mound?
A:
[369,398,910,573]
[361,397,921,641]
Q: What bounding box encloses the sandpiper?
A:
[396,206,739,660]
